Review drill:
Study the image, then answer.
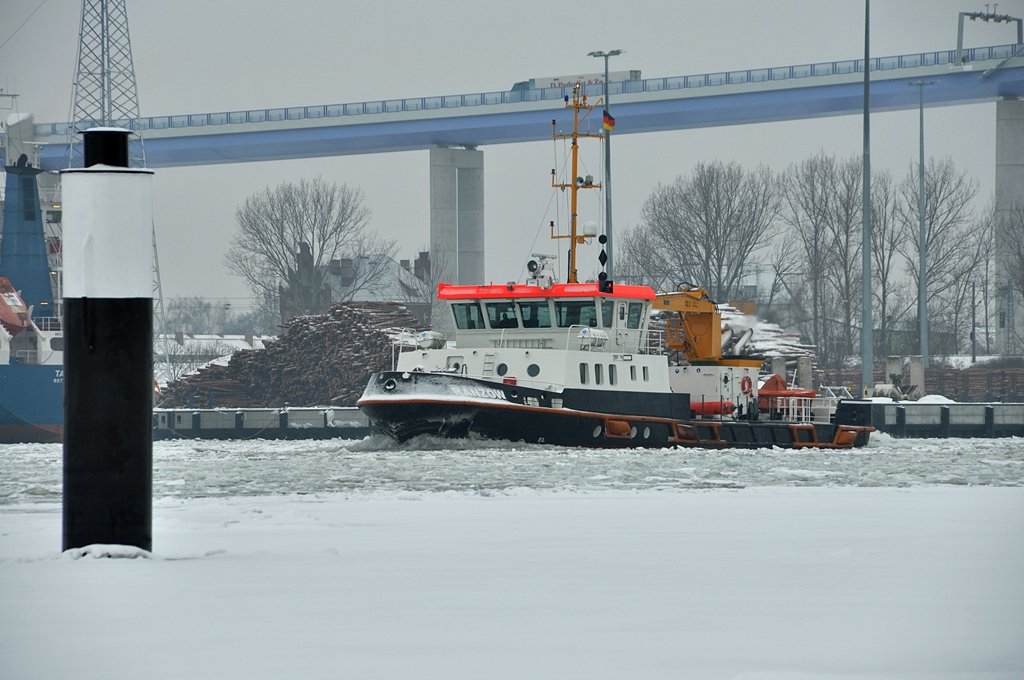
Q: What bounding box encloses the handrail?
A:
[17,43,1019,140]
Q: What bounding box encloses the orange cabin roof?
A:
[437,282,656,301]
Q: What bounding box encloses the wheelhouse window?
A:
[451,302,485,330]
[485,301,519,328]
[555,300,598,328]
[626,302,645,329]
[600,299,614,328]
[517,300,552,328]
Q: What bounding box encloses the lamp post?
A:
[588,48,623,280]
[909,79,936,368]
[860,0,873,397]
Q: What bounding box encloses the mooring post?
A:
[61,128,154,552]
[895,405,907,438]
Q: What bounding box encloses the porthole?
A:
[592,425,602,438]
[527,363,540,377]
[643,426,651,439]
[497,363,508,376]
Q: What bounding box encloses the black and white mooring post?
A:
[61,128,154,552]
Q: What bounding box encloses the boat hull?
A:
[358,372,871,449]
[0,363,64,443]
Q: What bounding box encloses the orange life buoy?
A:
[740,375,753,395]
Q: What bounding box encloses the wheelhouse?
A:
[439,282,656,353]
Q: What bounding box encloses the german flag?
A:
[603,110,616,131]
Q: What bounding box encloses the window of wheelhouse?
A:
[554,299,598,327]
[485,301,519,328]
[451,302,486,330]
[626,302,646,329]
[517,300,552,328]
[600,299,614,328]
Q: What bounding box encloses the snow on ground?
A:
[917,394,956,403]
[2,437,1023,679]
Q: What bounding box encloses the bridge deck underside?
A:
[20,62,1024,170]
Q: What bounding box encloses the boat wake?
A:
[348,432,556,453]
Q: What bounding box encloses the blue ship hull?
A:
[0,363,63,443]
[2,154,64,444]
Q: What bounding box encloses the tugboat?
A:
[358,86,872,449]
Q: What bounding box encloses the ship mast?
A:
[550,84,603,284]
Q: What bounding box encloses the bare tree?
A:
[225,177,395,322]
[996,202,1024,302]
[944,222,990,354]
[824,154,864,360]
[636,161,780,300]
[780,152,839,361]
[994,201,1024,353]
[764,231,804,310]
[615,223,675,291]
[165,296,234,334]
[896,157,980,353]
[870,169,912,358]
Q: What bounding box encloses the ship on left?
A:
[0,149,65,443]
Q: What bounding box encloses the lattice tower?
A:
[66,0,168,364]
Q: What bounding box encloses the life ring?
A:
[740,375,753,395]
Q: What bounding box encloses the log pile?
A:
[158,302,428,408]
[819,365,1024,402]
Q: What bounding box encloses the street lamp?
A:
[588,48,623,280]
[909,79,936,368]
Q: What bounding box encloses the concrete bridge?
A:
[3,42,1023,286]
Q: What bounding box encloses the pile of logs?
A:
[819,366,1024,402]
[158,302,427,408]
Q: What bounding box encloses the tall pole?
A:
[589,49,623,279]
[971,281,977,364]
[910,80,936,368]
[860,0,874,397]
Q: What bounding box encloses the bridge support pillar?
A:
[996,99,1024,354]
[430,146,484,287]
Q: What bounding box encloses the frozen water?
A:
[2,433,1022,506]
[2,436,1022,679]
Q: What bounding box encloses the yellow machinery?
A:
[655,286,723,363]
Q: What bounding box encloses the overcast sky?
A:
[1,0,1019,309]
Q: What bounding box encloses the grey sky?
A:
[1,0,1019,309]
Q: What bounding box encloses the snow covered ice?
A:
[2,436,1023,679]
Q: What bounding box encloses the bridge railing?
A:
[21,43,1021,140]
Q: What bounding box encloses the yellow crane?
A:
[654,285,723,363]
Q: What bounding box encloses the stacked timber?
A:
[819,365,1024,402]
[158,302,427,408]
